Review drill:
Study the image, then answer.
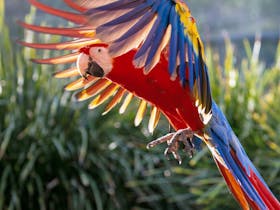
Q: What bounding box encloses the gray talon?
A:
[147,128,196,163]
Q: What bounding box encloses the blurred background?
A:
[1,0,280,209]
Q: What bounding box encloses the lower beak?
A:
[77,53,105,78]
[86,60,104,77]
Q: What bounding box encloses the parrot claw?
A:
[147,128,195,164]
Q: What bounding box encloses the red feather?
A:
[107,50,204,131]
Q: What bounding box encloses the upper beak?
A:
[77,53,105,78]
[86,59,104,77]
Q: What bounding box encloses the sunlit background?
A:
[1,0,280,210]
[6,0,280,36]
[6,0,280,65]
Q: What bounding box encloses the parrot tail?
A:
[206,102,280,210]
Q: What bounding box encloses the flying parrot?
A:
[19,0,280,209]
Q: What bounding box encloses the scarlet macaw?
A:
[19,0,280,209]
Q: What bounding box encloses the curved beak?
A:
[86,58,104,77]
[76,53,105,78]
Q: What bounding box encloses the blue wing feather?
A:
[113,11,154,43]
[168,7,178,76]
[187,38,194,90]
[194,55,200,96]
[145,3,171,69]
[87,0,144,11]
[100,2,151,27]
[134,15,160,62]
[178,21,186,86]
[84,0,212,118]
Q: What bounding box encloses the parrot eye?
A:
[98,48,102,53]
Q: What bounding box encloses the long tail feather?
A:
[206,102,280,209]
[88,83,119,109]
[119,92,134,114]
[53,67,79,78]
[31,52,79,65]
[149,106,161,133]
[17,39,100,50]
[18,21,95,38]
[75,79,111,101]
[64,76,97,91]
[63,0,87,12]
[134,100,147,127]
[102,88,126,115]
[29,0,86,24]
[215,158,252,210]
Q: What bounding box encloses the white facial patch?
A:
[89,47,113,75]
[76,52,90,77]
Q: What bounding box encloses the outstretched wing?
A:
[19,0,163,132]
[20,0,211,127]
[78,0,212,117]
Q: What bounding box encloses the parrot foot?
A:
[146,129,195,164]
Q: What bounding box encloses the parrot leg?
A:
[147,129,195,164]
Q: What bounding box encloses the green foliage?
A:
[0,7,280,210]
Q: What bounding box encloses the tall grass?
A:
[0,4,280,210]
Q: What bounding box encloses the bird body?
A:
[19,0,280,209]
[106,50,204,131]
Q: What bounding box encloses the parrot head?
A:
[77,43,112,78]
